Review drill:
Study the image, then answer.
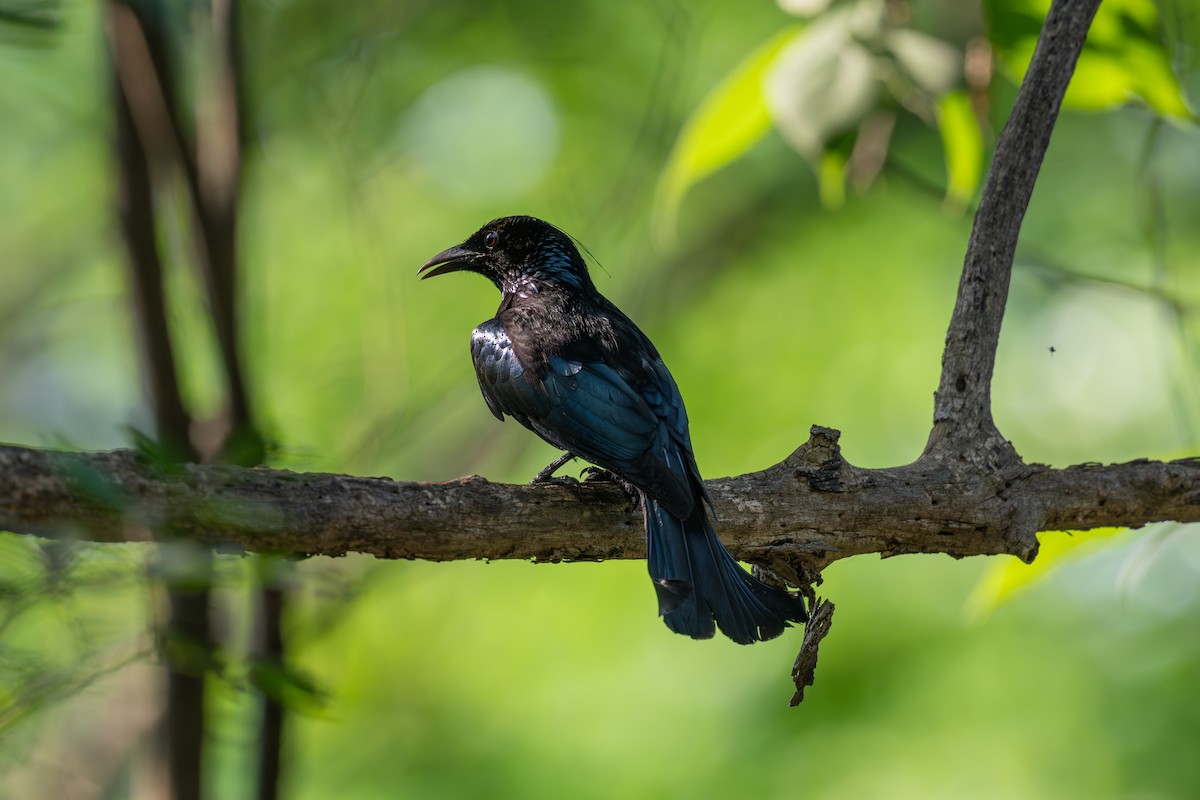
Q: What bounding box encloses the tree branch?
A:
[109,4,193,457]
[926,0,1102,458]
[2,431,1195,574]
[108,4,213,795]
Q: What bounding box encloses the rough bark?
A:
[926,0,1101,460]
[2,434,1195,574]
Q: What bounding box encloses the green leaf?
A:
[1154,0,1200,112]
[248,659,328,716]
[0,0,65,32]
[654,25,803,237]
[817,148,846,208]
[986,0,1196,120]
[58,458,131,515]
[937,90,984,209]
[964,527,1127,620]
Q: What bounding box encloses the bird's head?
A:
[419,216,595,295]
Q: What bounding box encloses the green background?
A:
[1,0,1198,797]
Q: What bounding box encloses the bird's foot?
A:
[579,466,617,483]
[535,475,580,487]
[530,453,576,485]
[581,467,641,506]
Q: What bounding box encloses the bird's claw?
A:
[579,467,617,483]
[581,467,640,506]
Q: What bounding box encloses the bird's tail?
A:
[644,494,808,644]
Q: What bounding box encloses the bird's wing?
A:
[471,320,696,517]
[471,319,534,423]
[537,354,696,518]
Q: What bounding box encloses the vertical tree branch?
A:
[196,0,256,452]
[108,6,210,800]
[159,575,211,800]
[130,0,260,457]
[256,585,285,800]
[925,0,1102,460]
[111,9,192,456]
[196,4,284,794]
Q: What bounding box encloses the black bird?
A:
[420,216,807,643]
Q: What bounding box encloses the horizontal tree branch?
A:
[3,429,1196,579]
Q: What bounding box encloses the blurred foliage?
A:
[986,0,1195,118]
[0,0,64,33]
[655,24,802,235]
[964,526,1127,619]
[1,0,1200,798]
[1157,0,1200,109]
[937,89,984,208]
[658,0,989,218]
[660,0,1198,223]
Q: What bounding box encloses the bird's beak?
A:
[418,244,480,280]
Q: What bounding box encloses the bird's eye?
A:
[484,231,499,249]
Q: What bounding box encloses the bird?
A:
[419,216,807,643]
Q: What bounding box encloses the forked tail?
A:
[644,494,808,644]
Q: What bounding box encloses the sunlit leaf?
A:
[937,90,984,210]
[1071,42,1190,117]
[654,25,802,237]
[818,148,846,208]
[965,527,1127,620]
[986,0,1196,120]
